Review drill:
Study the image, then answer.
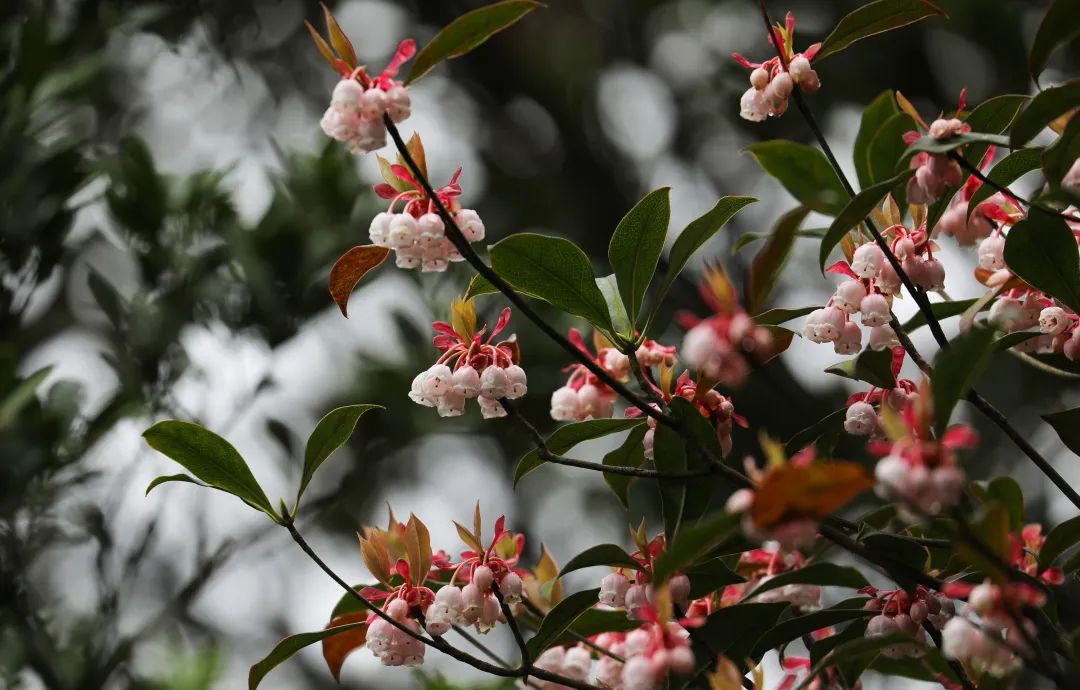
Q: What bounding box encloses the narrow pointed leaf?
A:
[652,511,741,585]
[298,404,381,507]
[744,563,870,601]
[608,188,670,324]
[931,327,997,435]
[748,206,810,313]
[329,245,390,317]
[249,620,367,689]
[602,425,648,507]
[819,169,914,271]
[321,3,358,69]
[746,141,847,215]
[1030,0,1080,80]
[815,0,946,62]
[751,608,874,659]
[1003,210,1080,313]
[825,348,897,389]
[406,0,541,84]
[143,420,276,519]
[855,91,900,188]
[559,544,642,577]
[1010,80,1080,147]
[145,473,210,495]
[514,418,645,485]
[1043,407,1080,459]
[525,588,601,657]
[966,149,1042,219]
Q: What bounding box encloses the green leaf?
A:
[751,608,873,659]
[815,0,946,62]
[596,274,633,339]
[553,608,639,644]
[865,112,917,185]
[525,588,600,657]
[904,132,1011,157]
[900,297,982,333]
[732,228,826,254]
[248,621,367,690]
[652,423,687,543]
[744,563,870,601]
[683,558,745,599]
[755,305,821,326]
[748,206,810,313]
[958,95,1030,184]
[1004,210,1080,312]
[695,602,789,666]
[785,408,847,455]
[405,0,541,84]
[1039,514,1080,568]
[558,544,642,578]
[667,397,723,522]
[608,188,670,325]
[464,272,498,300]
[87,270,126,327]
[994,329,1040,351]
[601,425,647,507]
[513,418,645,485]
[953,502,1011,580]
[1010,80,1080,148]
[650,196,757,325]
[986,476,1025,530]
[652,511,741,585]
[297,405,381,509]
[746,141,847,215]
[145,474,210,495]
[966,148,1043,219]
[855,91,901,188]
[930,327,996,435]
[143,421,277,520]
[0,366,52,429]
[819,169,914,271]
[1043,112,1080,186]
[862,533,930,571]
[490,232,612,330]
[825,348,897,389]
[1043,407,1080,458]
[1030,0,1080,79]
[797,633,926,690]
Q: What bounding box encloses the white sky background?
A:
[17,0,1077,688]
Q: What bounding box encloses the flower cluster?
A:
[862,585,956,659]
[320,40,414,154]
[903,93,971,205]
[549,329,674,421]
[680,266,774,387]
[733,12,821,122]
[596,533,691,619]
[867,387,976,518]
[410,301,526,418]
[941,579,1045,679]
[843,351,918,436]
[1009,524,1065,586]
[937,148,1022,247]
[628,371,743,459]
[369,156,485,272]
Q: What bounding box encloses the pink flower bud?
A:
[386,85,411,123]
[625,584,650,620]
[473,564,494,591]
[436,585,463,610]
[669,574,691,608]
[974,235,1002,271]
[479,366,508,399]
[479,593,500,630]
[894,236,915,260]
[456,209,485,242]
[369,211,393,246]
[387,213,419,248]
[1065,329,1080,361]
[910,600,929,624]
[874,456,907,496]
[461,583,484,622]
[452,365,481,398]
[386,598,409,621]
[833,279,868,313]
[436,388,466,417]
[478,394,506,419]
[504,364,527,399]
[989,298,1024,331]
[876,260,902,295]
[359,87,388,119]
[621,655,657,690]
[669,645,696,675]
[834,320,863,355]
[868,324,899,351]
[929,117,965,140]
[788,56,811,82]
[866,614,899,638]
[550,385,581,421]
[749,66,769,89]
[815,305,847,341]
[859,293,891,327]
[921,257,945,291]
[600,572,631,607]
[563,646,592,680]
[725,487,754,514]
[771,71,794,99]
[852,243,885,278]
[968,581,995,616]
[739,87,770,122]
[844,401,878,436]
[500,571,523,604]
[422,364,453,397]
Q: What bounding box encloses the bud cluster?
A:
[627,371,742,459]
[681,306,773,388]
[721,547,822,610]
[411,305,526,418]
[319,40,415,154]
[941,580,1045,679]
[367,598,428,667]
[733,12,821,122]
[862,586,955,659]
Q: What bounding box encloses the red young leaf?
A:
[322,613,368,682]
[329,246,390,317]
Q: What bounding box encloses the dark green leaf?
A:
[144,473,209,495]
[650,196,757,324]
[525,588,600,657]
[87,271,126,327]
[1039,514,1080,568]
[668,397,723,522]
[143,420,277,519]
[994,330,1040,351]
[825,348,897,389]
[652,511,742,585]
[695,602,789,665]
[732,228,826,254]
[1004,209,1080,312]
[1043,407,1080,459]
[931,327,996,435]
[795,633,919,690]
[554,608,639,644]
[406,1,541,84]
[596,274,633,340]
[748,206,810,313]
[987,477,1025,530]
[755,305,822,326]
[601,425,647,507]
[819,169,914,271]
[744,563,870,601]
[1043,113,1080,187]
[746,141,847,215]
[959,95,1030,183]
[866,112,917,185]
[248,621,367,690]
[297,405,380,509]
[1010,80,1080,147]
[558,544,642,578]
[751,608,873,659]
[815,0,946,62]
[514,418,645,486]
[953,502,1011,580]
[683,557,745,600]
[608,188,670,324]
[967,148,1044,219]
[1030,0,1080,79]
[904,132,1011,157]
[862,533,930,571]
[464,272,498,300]
[855,91,900,188]
[785,408,847,455]
[900,298,983,333]
[652,423,687,543]
[0,366,52,428]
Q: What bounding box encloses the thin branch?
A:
[521,597,624,662]
[492,583,531,672]
[452,625,512,668]
[947,151,1080,224]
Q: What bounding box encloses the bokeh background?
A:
[3,0,1079,688]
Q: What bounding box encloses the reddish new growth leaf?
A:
[328,245,390,317]
[322,613,368,682]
